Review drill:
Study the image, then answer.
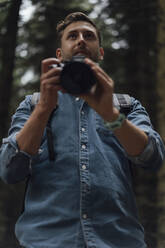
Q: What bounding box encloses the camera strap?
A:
[46,111,56,161]
[31,92,56,161]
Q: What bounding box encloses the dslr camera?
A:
[51,55,96,94]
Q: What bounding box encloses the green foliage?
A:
[0,0,11,8]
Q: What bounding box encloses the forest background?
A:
[0,0,165,247]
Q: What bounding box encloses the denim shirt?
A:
[0,93,164,248]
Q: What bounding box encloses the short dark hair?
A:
[56,12,102,46]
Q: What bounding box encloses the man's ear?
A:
[99,47,104,60]
[56,48,62,59]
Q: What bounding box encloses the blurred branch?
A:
[0,0,11,8]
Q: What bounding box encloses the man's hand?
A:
[81,58,119,122]
[16,58,63,155]
[39,58,63,114]
[81,58,148,157]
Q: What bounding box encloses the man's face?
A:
[56,21,104,62]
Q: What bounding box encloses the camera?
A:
[51,55,96,94]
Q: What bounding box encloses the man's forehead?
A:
[63,21,97,34]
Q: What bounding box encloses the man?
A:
[0,12,164,248]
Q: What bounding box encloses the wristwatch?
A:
[103,113,126,131]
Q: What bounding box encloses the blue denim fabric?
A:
[0,92,165,248]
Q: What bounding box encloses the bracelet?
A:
[104,113,126,131]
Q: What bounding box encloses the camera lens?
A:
[60,56,96,94]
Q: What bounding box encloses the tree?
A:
[156,0,165,247]
[0,1,23,247]
[101,0,165,247]
[0,0,22,139]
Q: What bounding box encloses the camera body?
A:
[51,55,96,94]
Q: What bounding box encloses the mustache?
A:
[73,48,90,56]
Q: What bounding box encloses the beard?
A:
[60,48,101,63]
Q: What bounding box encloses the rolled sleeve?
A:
[0,133,32,184]
[126,98,165,170]
[127,132,165,170]
[0,95,33,184]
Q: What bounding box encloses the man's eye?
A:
[84,32,95,39]
[68,33,77,39]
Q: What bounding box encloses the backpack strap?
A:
[114,93,135,176]
[31,92,40,107]
[113,93,132,115]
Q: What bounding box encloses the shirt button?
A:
[83,214,87,219]
[38,148,43,154]
[81,111,84,115]
[82,144,86,149]
[75,97,80,101]
[82,165,86,170]
[81,127,85,132]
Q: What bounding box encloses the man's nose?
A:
[77,33,85,45]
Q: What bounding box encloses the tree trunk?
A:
[156,0,165,247]
[0,0,22,139]
[125,0,158,127]
[0,0,23,247]
[124,2,159,247]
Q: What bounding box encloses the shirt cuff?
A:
[127,133,154,166]
[3,132,32,159]
[1,133,33,183]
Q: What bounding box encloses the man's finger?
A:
[41,58,60,74]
